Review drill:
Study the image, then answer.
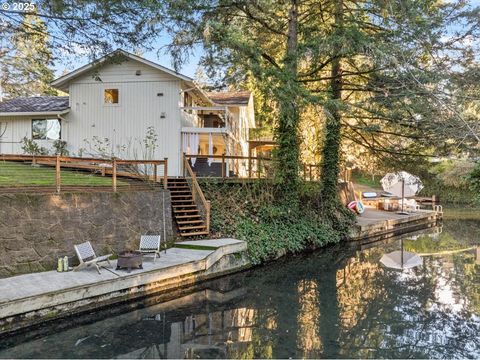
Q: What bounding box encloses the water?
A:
[0,209,479,359]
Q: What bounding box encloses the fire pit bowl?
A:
[116,251,143,272]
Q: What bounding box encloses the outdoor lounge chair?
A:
[74,241,112,274]
[139,235,163,262]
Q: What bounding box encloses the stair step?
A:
[173,209,199,213]
[172,204,196,208]
[170,190,191,194]
[178,225,207,231]
[179,231,209,237]
[175,214,202,219]
[177,219,204,225]
[171,195,192,198]
[171,199,194,203]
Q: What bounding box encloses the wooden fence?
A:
[0,154,168,193]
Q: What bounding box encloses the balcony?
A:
[180,106,234,133]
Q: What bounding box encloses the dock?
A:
[350,208,441,242]
[0,239,248,335]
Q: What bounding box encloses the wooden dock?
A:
[350,208,441,242]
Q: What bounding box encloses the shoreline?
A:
[0,208,442,336]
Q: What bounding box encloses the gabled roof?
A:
[0,96,69,116]
[51,49,193,91]
[207,91,251,106]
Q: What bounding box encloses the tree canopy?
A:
[1,0,479,210]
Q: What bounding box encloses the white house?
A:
[0,50,255,177]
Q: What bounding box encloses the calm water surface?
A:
[0,209,479,359]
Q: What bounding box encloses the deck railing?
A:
[184,154,321,181]
[183,154,211,233]
[0,154,168,193]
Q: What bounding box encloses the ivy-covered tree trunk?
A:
[320,0,344,214]
[274,0,300,197]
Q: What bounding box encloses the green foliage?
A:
[467,162,480,203]
[52,140,69,156]
[2,13,57,98]
[351,171,381,189]
[20,136,48,155]
[201,180,353,264]
[418,160,477,205]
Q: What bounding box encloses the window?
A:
[32,119,61,140]
[104,89,119,104]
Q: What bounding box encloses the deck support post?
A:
[163,158,168,189]
[248,150,252,178]
[221,154,225,178]
[112,159,117,192]
[55,155,61,193]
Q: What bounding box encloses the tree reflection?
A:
[0,219,478,359]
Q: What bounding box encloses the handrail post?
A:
[112,158,117,192]
[55,155,61,193]
[163,157,168,189]
[192,172,197,199]
[206,200,211,233]
[154,163,158,184]
[182,153,186,178]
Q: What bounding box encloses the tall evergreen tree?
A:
[1,13,57,98]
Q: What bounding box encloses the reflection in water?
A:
[0,210,479,359]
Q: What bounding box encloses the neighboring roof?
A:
[0,96,69,115]
[208,91,251,106]
[51,49,193,91]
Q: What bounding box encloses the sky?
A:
[54,35,203,80]
[52,0,480,80]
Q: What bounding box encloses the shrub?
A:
[20,137,48,155]
[201,180,353,264]
[468,162,480,203]
[52,140,69,156]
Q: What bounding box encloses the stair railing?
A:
[183,154,211,233]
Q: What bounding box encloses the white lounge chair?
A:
[139,235,163,262]
[74,241,112,274]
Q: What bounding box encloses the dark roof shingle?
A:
[0,96,69,113]
[207,91,251,105]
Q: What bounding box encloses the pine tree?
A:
[2,13,57,98]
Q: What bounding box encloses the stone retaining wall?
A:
[0,190,173,277]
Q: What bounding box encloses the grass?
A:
[351,171,381,189]
[0,161,128,187]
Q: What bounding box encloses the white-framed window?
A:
[104,88,119,104]
[32,119,61,140]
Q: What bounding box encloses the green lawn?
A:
[0,161,128,187]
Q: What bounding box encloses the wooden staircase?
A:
[168,178,209,237]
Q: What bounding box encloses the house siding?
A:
[0,116,44,154]
[66,77,183,176]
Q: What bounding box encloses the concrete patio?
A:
[0,238,248,334]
